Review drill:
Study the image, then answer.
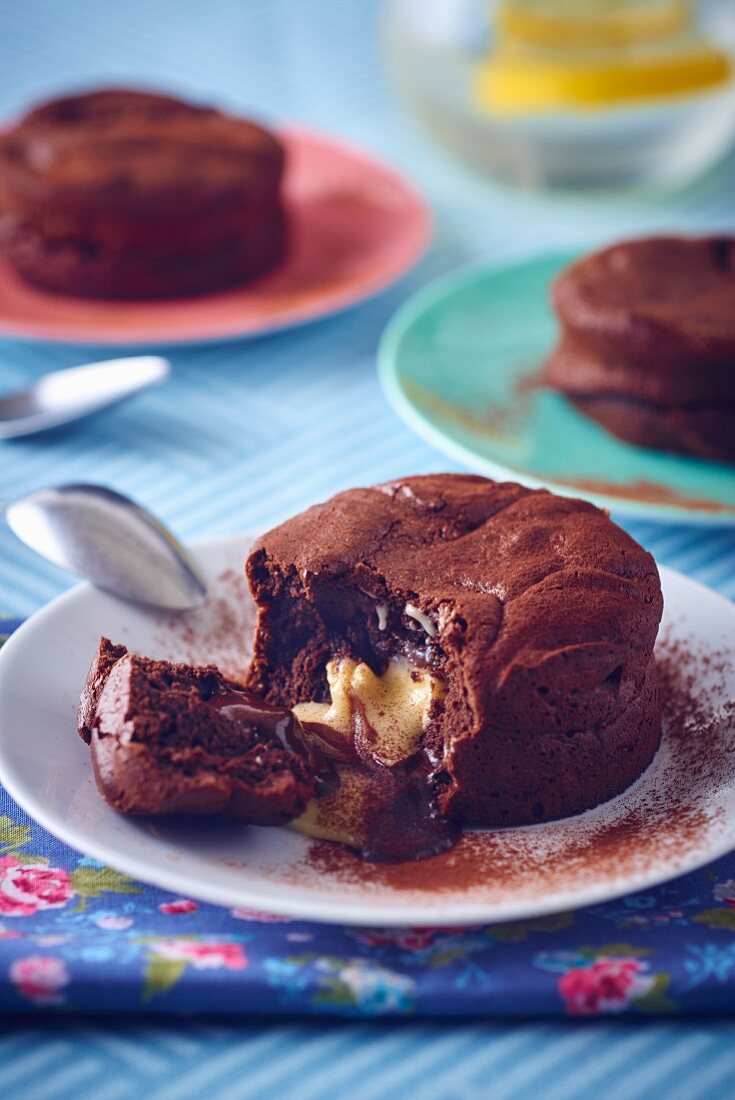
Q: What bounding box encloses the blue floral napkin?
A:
[1,617,735,1018]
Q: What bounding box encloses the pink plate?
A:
[0,127,432,345]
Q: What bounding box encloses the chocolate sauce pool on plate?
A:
[300,695,459,863]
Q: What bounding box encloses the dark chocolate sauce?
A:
[350,699,459,861]
[207,680,458,863]
[355,761,460,862]
[208,689,301,754]
[392,635,443,674]
[298,694,459,862]
[297,719,360,765]
[206,688,337,796]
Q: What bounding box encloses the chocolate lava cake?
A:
[78,639,316,824]
[543,236,735,464]
[245,474,663,829]
[0,88,286,298]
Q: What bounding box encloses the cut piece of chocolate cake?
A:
[245,474,664,829]
[79,639,319,825]
[78,636,128,744]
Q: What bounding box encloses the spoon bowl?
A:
[6,484,207,611]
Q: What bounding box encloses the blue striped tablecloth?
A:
[1,1,735,1097]
[2,1017,735,1100]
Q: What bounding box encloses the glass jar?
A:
[383,0,735,189]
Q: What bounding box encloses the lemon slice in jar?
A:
[477,0,733,114]
[496,0,691,49]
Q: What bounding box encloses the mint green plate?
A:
[379,252,735,526]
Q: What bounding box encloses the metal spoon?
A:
[6,484,207,610]
[0,356,170,439]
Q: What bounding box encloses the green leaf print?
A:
[143,956,188,1002]
[313,980,356,1007]
[491,912,574,943]
[423,947,475,969]
[0,815,33,855]
[693,908,735,932]
[635,973,677,1015]
[70,866,141,910]
[579,943,654,959]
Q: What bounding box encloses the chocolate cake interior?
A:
[80,640,320,826]
[246,554,448,698]
[245,552,471,857]
[79,636,458,861]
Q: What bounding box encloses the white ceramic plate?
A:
[0,534,733,927]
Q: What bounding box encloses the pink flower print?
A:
[159,899,198,915]
[0,857,74,917]
[559,958,654,1016]
[93,915,133,931]
[151,940,247,970]
[355,929,433,949]
[356,926,479,950]
[10,956,69,1005]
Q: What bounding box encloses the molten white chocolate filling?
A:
[290,766,375,847]
[291,656,444,844]
[293,656,442,766]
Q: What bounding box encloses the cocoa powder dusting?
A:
[546,477,735,515]
[403,372,540,444]
[404,376,734,515]
[152,566,255,683]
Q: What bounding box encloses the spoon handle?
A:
[0,356,170,440]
